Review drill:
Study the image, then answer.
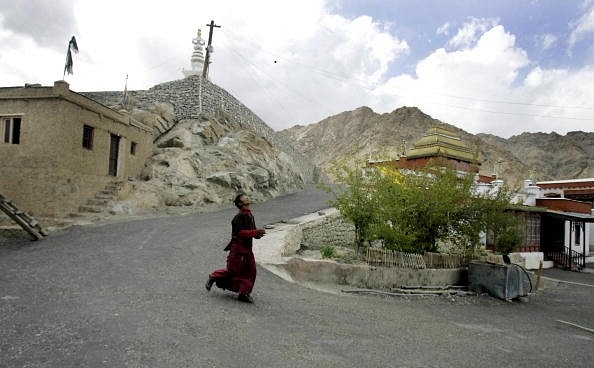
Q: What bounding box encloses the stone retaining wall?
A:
[269,209,467,289]
[281,258,467,289]
[299,209,356,250]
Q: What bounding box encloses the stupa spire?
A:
[183,29,205,77]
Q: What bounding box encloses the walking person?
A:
[205,194,266,303]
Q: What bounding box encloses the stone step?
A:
[87,198,110,206]
[105,182,123,190]
[95,193,115,200]
[78,205,104,213]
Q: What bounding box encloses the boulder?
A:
[115,108,311,214]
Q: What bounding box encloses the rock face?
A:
[279,106,439,177]
[81,77,319,217]
[477,131,594,181]
[279,106,594,186]
[121,107,307,213]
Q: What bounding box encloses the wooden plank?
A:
[0,193,46,240]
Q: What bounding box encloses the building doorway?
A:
[109,134,120,176]
[541,215,565,253]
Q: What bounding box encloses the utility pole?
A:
[202,20,221,79]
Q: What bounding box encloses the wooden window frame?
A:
[1,116,21,144]
[82,124,94,150]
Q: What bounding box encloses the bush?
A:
[321,245,337,259]
[495,225,523,255]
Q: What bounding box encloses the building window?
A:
[2,116,21,144]
[524,214,541,246]
[130,141,137,155]
[82,125,94,149]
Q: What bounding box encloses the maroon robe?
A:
[209,208,261,295]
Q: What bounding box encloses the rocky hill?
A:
[77,78,320,219]
[124,102,309,213]
[279,106,594,187]
[82,82,591,217]
[477,131,594,181]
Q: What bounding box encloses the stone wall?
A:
[257,208,467,289]
[280,258,467,289]
[299,209,356,250]
[83,76,319,183]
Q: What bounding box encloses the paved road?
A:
[1,186,593,367]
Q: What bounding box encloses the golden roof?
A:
[406,126,477,163]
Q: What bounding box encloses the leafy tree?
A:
[323,159,378,255]
[374,162,519,254]
[328,159,520,256]
[490,209,525,256]
[370,163,471,252]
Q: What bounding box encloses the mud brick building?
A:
[0,80,153,218]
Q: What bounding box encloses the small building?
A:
[366,125,594,269]
[400,126,479,172]
[502,179,594,269]
[0,80,153,218]
[367,126,497,183]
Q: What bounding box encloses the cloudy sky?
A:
[1,0,593,138]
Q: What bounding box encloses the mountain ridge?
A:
[280,106,594,187]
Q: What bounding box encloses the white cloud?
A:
[568,4,594,54]
[436,22,451,36]
[0,25,65,85]
[447,17,499,49]
[207,7,409,128]
[369,23,594,138]
[539,33,558,51]
[0,1,592,138]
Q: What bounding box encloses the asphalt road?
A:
[1,186,593,368]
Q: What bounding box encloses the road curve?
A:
[1,185,593,367]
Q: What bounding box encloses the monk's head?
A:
[234,194,250,209]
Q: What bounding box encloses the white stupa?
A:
[183,29,205,77]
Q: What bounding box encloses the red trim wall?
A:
[535,198,592,214]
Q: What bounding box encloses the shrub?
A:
[321,245,337,258]
[495,224,524,255]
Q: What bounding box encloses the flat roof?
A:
[545,210,594,223]
[537,178,594,185]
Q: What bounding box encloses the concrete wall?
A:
[281,257,466,289]
[266,209,466,289]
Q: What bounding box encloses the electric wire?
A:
[129,25,594,127]
[220,26,594,122]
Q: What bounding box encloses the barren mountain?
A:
[477,131,594,181]
[280,106,594,187]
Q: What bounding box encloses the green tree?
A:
[370,162,475,252]
[323,159,377,255]
[490,209,525,256]
[327,159,521,257]
[363,161,518,255]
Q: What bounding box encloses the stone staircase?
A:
[74,181,125,217]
